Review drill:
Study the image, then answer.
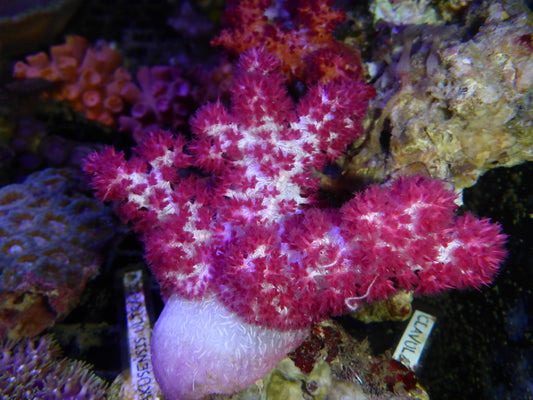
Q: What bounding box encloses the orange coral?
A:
[13,35,138,127]
[211,0,364,83]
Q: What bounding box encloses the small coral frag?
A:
[13,35,138,127]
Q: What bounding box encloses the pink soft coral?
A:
[118,66,196,141]
[212,0,364,83]
[84,49,506,399]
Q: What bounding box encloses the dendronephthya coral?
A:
[212,0,364,83]
[344,3,533,193]
[85,48,506,399]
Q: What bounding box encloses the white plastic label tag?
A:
[393,310,436,371]
[123,270,162,399]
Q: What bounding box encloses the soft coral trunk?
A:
[151,295,308,400]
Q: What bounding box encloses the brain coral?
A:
[0,168,120,339]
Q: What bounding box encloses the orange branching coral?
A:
[13,35,138,127]
[211,0,364,83]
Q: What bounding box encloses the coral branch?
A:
[212,0,364,83]
[84,48,506,399]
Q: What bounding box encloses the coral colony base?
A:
[151,294,309,398]
[84,49,507,399]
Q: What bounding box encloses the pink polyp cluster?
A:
[218,175,506,329]
[84,48,506,332]
[118,66,195,141]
